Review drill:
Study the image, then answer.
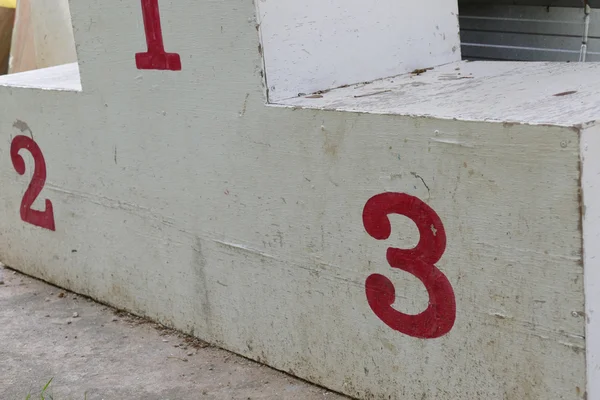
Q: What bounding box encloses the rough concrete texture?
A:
[0,265,348,400]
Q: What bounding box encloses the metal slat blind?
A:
[459,1,599,61]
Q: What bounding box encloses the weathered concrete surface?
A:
[0,266,347,400]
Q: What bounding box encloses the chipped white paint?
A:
[0,1,597,399]
[279,60,600,127]
[255,0,461,101]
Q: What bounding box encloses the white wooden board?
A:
[278,60,600,127]
[255,0,461,101]
[0,1,596,399]
[0,62,80,90]
[581,123,600,400]
[8,0,77,74]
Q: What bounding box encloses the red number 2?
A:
[363,192,455,339]
[136,0,182,71]
[11,135,56,231]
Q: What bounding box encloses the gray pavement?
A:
[0,265,348,400]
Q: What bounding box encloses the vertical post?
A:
[0,4,15,74]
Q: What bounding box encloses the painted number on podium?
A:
[11,135,56,231]
[363,192,455,339]
[136,0,182,71]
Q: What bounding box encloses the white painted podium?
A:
[0,1,599,399]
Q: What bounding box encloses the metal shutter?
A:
[459,0,599,61]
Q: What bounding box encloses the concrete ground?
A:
[0,265,348,400]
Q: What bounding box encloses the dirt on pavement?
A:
[0,265,349,400]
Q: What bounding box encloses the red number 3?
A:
[11,135,56,231]
[363,192,455,339]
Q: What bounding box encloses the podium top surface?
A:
[1,60,598,129]
[279,60,600,128]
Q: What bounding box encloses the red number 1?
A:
[136,0,182,71]
[363,192,455,339]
